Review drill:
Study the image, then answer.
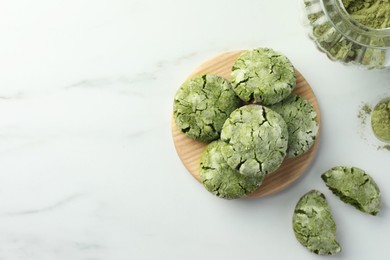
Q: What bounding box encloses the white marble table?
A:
[0,0,389,259]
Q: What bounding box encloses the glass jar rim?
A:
[321,0,390,49]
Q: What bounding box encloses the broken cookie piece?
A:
[173,74,241,142]
[230,48,296,105]
[269,94,319,158]
[199,140,264,199]
[321,166,381,216]
[221,104,288,177]
[292,190,341,255]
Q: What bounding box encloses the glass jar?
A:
[303,0,390,69]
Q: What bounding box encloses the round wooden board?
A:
[172,50,321,198]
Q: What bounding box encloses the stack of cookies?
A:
[173,48,319,199]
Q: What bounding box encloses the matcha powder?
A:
[358,103,372,126]
[342,0,390,29]
[371,99,390,142]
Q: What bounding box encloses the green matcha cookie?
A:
[293,190,341,256]
[220,105,288,177]
[321,166,381,216]
[173,74,241,142]
[199,140,264,199]
[270,94,319,158]
[230,48,296,105]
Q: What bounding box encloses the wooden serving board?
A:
[172,50,321,198]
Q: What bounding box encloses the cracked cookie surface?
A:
[173,74,241,142]
[292,190,341,256]
[199,140,264,199]
[230,48,296,105]
[270,94,319,158]
[321,166,381,215]
[220,105,288,177]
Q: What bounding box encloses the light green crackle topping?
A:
[220,105,288,177]
[322,166,381,215]
[230,48,296,105]
[270,94,319,158]
[199,140,264,199]
[173,74,241,142]
[292,190,341,256]
[342,0,390,29]
[371,99,390,142]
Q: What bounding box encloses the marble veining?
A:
[2,193,85,217]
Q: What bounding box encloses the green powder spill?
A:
[358,103,372,126]
[342,0,390,29]
[371,99,390,142]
